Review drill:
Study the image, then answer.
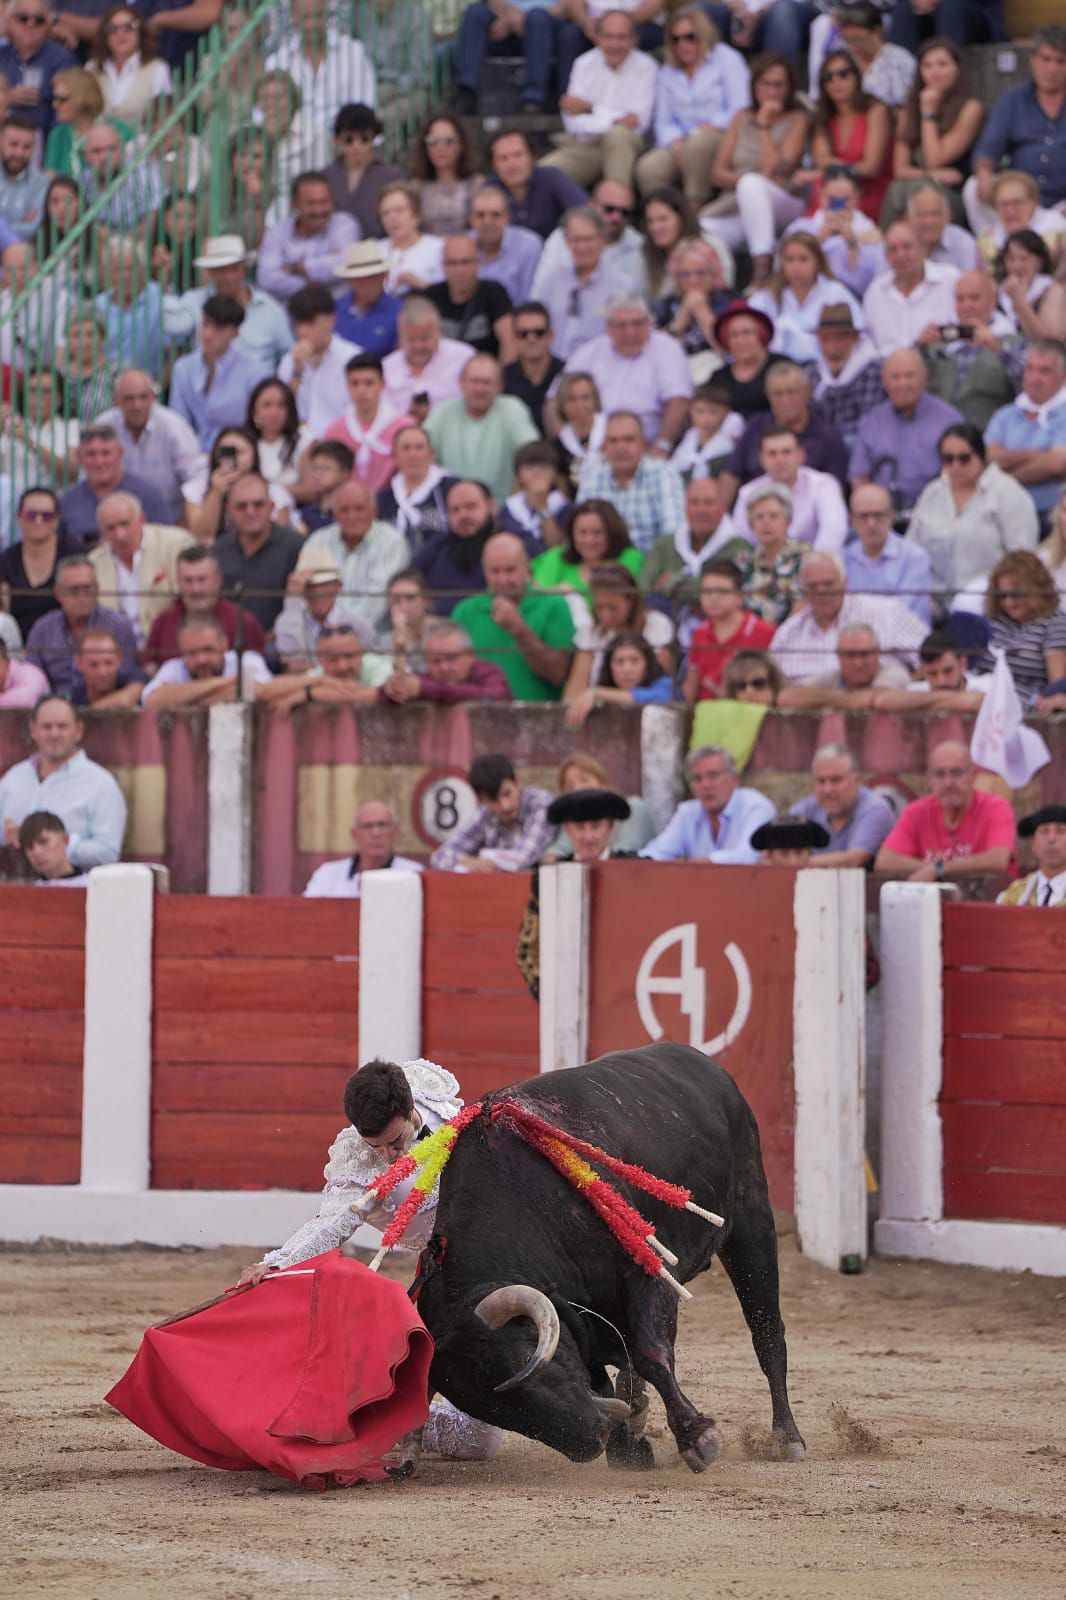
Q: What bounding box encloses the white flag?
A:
[969,651,1051,788]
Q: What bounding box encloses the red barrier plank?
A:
[448,1059,540,1102]
[941,1104,1066,1177]
[424,931,531,992]
[944,970,1066,1040]
[151,1111,340,1191]
[422,872,533,936]
[0,1133,79,1185]
[942,1039,1066,1106]
[423,989,539,1057]
[0,1012,84,1064]
[154,1010,360,1066]
[943,902,1066,972]
[0,949,85,1010]
[1,1062,82,1118]
[153,957,359,1014]
[0,888,85,948]
[154,896,359,960]
[153,1063,350,1115]
[944,1169,1066,1225]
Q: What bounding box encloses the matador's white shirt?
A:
[261,1060,462,1270]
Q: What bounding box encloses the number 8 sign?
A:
[411,768,480,848]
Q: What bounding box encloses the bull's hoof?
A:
[605,1424,655,1470]
[680,1423,722,1474]
[385,1459,418,1479]
[785,1441,806,1462]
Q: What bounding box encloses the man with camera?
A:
[916,270,1027,431]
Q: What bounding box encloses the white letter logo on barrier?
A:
[635,923,752,1055]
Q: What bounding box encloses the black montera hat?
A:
[547,789,631,826]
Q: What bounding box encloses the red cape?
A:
[106,1251,433,1490]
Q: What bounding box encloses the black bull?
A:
[415,1043,805,1472]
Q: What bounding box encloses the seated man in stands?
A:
[213,473,305,634]
[788,743,895,869]
[906,183,980,274]
[96,368,207,528]
[18,810,89,888]
[917,271,1026,432]
[424,352,539,504]
[640,744,773,864]
[452,532,574,701]
[985,340,1066,530]
[566,298,693,458]
[470,192,543,306]
[870,627,992,712]
[874,739,1016,883]
[969,25,1066,230]
[267,622,391,713]
[849,347,963,513]
[485,128,588,240]
[771,551,926,684]
[997,805,1066,907]
[537,206,630,361]
[26,555,139,696]
[88,492,193,649]
[379,620,512,705]
[320,352,414,495]
[732,427,847,552]
[411,479,500,615]
[71,627,144,710]
[430,751,554,871]
[383,297,477,418]
[58,423,169,545]
[303,799,423,899]
[144,546,268,672]
[80,120,161,237]
[808,303,885,451]
[169,295,271,453]
[842,483,933,627]
[862,219,960,357]
[640,476,737,604]
[256,170,359,307]
[141,615,274,710]
[0,696,126,869]
[297,479,409,642]
[576,409,685,554]
[779,622,911,709]
[279,285,362,440]
[719,361,849,505]
[424,234,516,362]
[541,10,657,194]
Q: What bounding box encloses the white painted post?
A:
[538,862,589,1074]
[80,865,155,1192]
[640,704,687,833]
[358,870,423,1063]
[876,883,945,1230]
[792,868,867,1272]
[207,702,252,895]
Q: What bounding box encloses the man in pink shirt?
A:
[321,353,414,495]
[875,739,1016,882]
[0,640,49,708]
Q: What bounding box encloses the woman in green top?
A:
[531,499,643,601]
[45,68,134,179]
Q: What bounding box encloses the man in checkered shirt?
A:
[429,751,554,871]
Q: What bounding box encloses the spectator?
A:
[968,27,1066,232]
[273,557,351,671]
[88,492,192,646]
[314,353,413,496]
[835,3,915,110]
[909,423,1040,601]
[790,167,884,301]
[91,236,165,377]
[669,381,743,479]
[550,370,606,490]
[985,340,1066,526]
[95,369,205,528]
[424,232,516,360]
[497,438,569,550]
[870,626,992,711]
[720,359,849,502]
[916,269,1026,431]
[469,187,541,305]
[711,300,775,419]
[0,5,75,136]
[79,117,161,235]
[298,478,408,641]
[770,550,926,682]
[1039,484,1066,597]
[634,6,750,208]
[58,423,168,544]
[142,613,274,709]
[654,242,734,368]
[541,12,656,194]
[502,300,565,436]
[333,238,403,357]
[641,187,702,302]
[370,566,432,667]
[263,0,376,136]
[572,297,695,453]
[531,179,647,312]
[247,377,310,499]
[849,345,964,511]
[724,484,805,625]
[640,474,738,603]
[0,486,80,638]
[213,472,304,632]
[182,425,294,543]
[382,296,475,416]
[0,694,125,867]
[844,482,934,626]
[0,115,48,238]
[250,71,329,219]
[411,478,499,613]
[640,743,774,863]
[166,235,293,372]
[0,237,69,379]
[451,0,564,117]
[264,620,393,712]
[997,806,1066,907]
[276,284,360,439]
[486,127,588,241]
[303,799,423,898]
[18,809,88,886]
[257,170,359,307]
[2,365,79,498]
[682,558,775,702]
[564,629,673,728]
[431,750,555,873]
[807,49,893,224]
[807,301,884,448]
[144,545,268,671]
[169,295,270,453]
[997,229,1058,341]
[533,207,626,362]
[409,112,478,239]
[574,409,685,554]
[975,551,1066,701]
[24,553,137,693]
[789,743,895,867]
[702,52,810,289]
[297,439,352,536]
[875,740,1016,883]
[0,635,48,707]
[905,179,980,273]
[376,424,457,548]
[379,617,512,705]
[862,218,960,355]
[377,180,445,295]
[565,563,673,689]
[531,495,636,595]
[86,4,169,127]
[978,169,1066,273]
[550,749,656,858]
[70,625,143,709]
[324,103,402,240]
[733,425,848,551]
[751,232,865,367]
[33,173,81,276]
[888,0,1000,53]
[452,532,574,701]
[720,647,783,703]
[783,620,913,706]
[424,353,539,504]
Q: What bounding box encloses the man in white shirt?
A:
[536,205,633,360]
[297,480,410,641]
[732,427,847,552]
[278,283,361,436]
[383,298,476,417]
[862,219,959,356]
[771,550,927,683]
[541,10,658,192]
[264,0,377,133]
[0,697,126,869]
[95,371,206,528]
[530,179,648,301]
[88,493,193,647]
[998,806,1066,907]
[565,295,693,448]
[303,799,424,898]
[141,615,274,708]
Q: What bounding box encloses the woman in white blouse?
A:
[908,422,1039,602]
[747,231,863,364]
[377,181,445,296]
[87,6,172,130]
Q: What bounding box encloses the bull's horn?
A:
[593,1397,633,1421]
[474,1286,560,1393]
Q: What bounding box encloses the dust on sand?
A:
[1,1241,1063,1600]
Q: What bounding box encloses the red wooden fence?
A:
[0,888,85,1184]
[942,903,1066,1225]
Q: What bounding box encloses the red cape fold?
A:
[105,1251,433,1490]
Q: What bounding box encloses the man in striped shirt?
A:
[79,122,162,237]
[770,550,927,685]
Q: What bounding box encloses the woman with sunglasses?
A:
[87,5,172,129]
[635,7,751,210]
[323,103,402,240]
[806,50,892,223]
[976,550,1066,701]
[908,423,1040,602]
[409,113,480,239]
[721,648,783,704]
[46,66,133,179]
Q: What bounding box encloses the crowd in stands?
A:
[0,1,1064,894]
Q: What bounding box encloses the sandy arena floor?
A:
[1,1239,1063,1600]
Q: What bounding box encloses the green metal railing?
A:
[0,0,460,532]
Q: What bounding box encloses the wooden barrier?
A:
[0,888,85,1185]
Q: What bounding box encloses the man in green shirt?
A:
[453,534,574,702]
[424,353,539,502]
